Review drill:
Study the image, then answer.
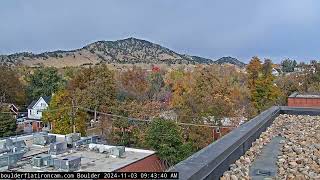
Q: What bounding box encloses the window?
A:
[216,127,220,133]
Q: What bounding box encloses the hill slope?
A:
[0,38,245,68]
[214,56,246,67]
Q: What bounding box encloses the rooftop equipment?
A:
[0,139,27,154]
[65,133,81,147]
[0,151,27,170]
[73,135,100,147]
[49,142,67,155]
[33,132,56,146]
[53,156,81,172]
[110,146,125,158]
[32,154,53,168]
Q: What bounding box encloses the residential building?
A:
[212,116,246,140]
[25,96,51,133]
[272,68,280,76]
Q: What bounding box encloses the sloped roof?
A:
[27,96,51,109]
[27,100,37,109]
[42,96,51,104]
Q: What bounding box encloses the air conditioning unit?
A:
[89,135,99,143]
[32,154,53,168]
[65,133,81,147]
[110,146,125,158]
[33,132,56,146]
[49,142,67,155]
[54,156,81,172]
[0,151,27,169]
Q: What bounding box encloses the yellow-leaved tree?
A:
[42,89,87,135]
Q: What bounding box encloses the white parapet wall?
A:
[88,144,155,154]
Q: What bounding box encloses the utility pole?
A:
[71,98,76,133]
[94,107,97,122]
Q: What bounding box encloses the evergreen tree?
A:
[281,59,297,73]
[249,59,281,112]
[0,106,16,137]
[145,118,194,166]
[26,67,64,101]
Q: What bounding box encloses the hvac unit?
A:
[33,132,56,146]
[32,154,53,168]
[49,142,67,155]
[48,135,57,144]
[12,140,27,152]
[73,139,85,147]
[110,146,125,158]
[54,156,81,172]
[89,135,99,143]
[33,132,49,146]
[0,151,27,169]
[65,133,81,147]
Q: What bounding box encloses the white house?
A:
[272,68,280,76]
[27,96,51,120]
[25,96,51,133]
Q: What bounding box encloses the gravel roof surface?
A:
[221,114,320,180]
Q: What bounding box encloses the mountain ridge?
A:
[0,37,245,67]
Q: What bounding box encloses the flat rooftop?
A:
[0,133,155,172]
[169,106,320,179]
[289,92,320,98]
[222,114,320,179]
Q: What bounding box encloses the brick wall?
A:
[213,127,234,141]
[288,97,320,107]
[29,121,42,132]
[116,154,166,172]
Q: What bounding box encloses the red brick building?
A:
[115,154,166,172]
[213,127,234,141]
[288,92,320,107]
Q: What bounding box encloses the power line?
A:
[100,104,239,120]
[0,107,71,114]
[0,106,235,128]
[76,106,234,128]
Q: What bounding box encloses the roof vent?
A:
[110,146,125,158]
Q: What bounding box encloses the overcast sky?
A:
[1,0,319,62]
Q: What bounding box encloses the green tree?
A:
[110,117,133,146]
[0,106,17,137]
[26,67,64,101]
[145,119,194,165]
[250,59,281,112]
[281,59,297,73]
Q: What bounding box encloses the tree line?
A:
[1,57,320,165]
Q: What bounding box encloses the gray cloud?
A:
[1,0,320,62]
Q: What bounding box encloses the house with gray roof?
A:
[25,96,51,133]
